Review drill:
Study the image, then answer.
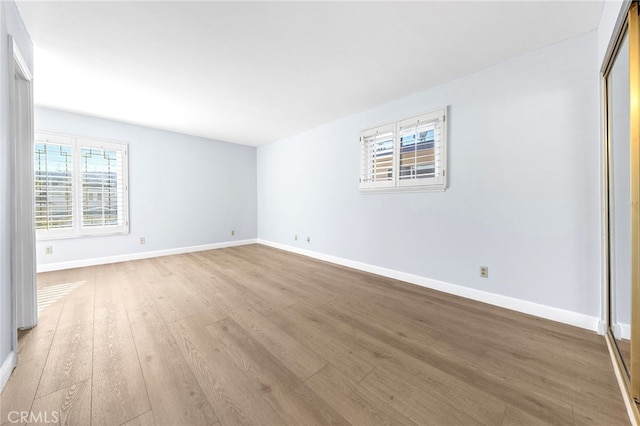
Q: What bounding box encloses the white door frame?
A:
[8,35,37,357]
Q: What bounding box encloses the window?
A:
[359,107,447,191]
[35,132,129,239]
[359,123,396,189]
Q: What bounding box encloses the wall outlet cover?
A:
[480,266,489,278]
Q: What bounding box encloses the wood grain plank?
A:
[360,366,484,426]
[19,292,64,357]
[501,404,555,426]
[206,318,349,425]
[92,303,150,426]
[121,410,156,426]
[188,251,298,315]
[30,379,91,426]
[209,246,337,308]
[320,299,576,426]
[119,267,156,314]
[287,301,507,425]
[34,323,93,399]
[0,302,63,424]
[350,293,623,418]
[168,315,284,425]
[1,360,43,424]
[128,307,218,426]
[146,257,176,279]
[305,364,418,426]
[35,298,94,398]
[572,399,630,425]
[152,276,226,324]
[207,285,327,381]
[267,304,375,383]
[92,264,125,309]
[365,289,619,391]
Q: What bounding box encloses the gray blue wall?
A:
[257,30,601,318]
[34,108,257,267]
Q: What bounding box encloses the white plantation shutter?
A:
[398,109,446,188]
[35,133,129,239]
[34,134,74,236]
[78,139,128,234]
[360,123,396,189]
[358,107,447,191]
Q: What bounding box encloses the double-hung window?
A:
[360,107,447,191]
[35,132,129,239]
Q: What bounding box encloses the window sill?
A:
[36,230,130,241]
[359,185,447,194]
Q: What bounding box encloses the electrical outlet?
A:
[480,266,489,278]
[45,246,53,255]
[139,237,146,245]
[306,236,311,243]
[231,230,235,236]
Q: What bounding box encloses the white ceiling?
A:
[17,1,603,147]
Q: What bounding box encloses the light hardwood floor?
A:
[0,244,629,425]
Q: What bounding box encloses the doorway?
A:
[9,36,37,355]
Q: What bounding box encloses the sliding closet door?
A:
[629,3,640,398]
[607,27,632,380]
[605,2,640,404]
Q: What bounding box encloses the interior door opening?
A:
[9,37,37,355]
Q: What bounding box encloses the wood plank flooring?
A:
[0,244,629,425]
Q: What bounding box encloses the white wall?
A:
[35,108,257,269]
[1,0,33,380]
[257,30,601,320]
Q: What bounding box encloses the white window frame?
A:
[35,132,130,240]
[359,123,396,190]
[359,107,447,192]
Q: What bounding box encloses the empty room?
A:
[0,0,637,424]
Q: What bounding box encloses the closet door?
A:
[607,23,631,380]
[605,2,640,405]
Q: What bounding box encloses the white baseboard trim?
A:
[258,239,600,332]
[611,322,632,340]
[622,323,631,340]
[598,320,608,336]
[37,239,258,273]
[0,351,16,392]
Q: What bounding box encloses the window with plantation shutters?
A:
[359,107,447,191]
[360,123,395,189]
[35,135,74,234]
[35,133,129,239]
[80,141,126,232]
[398,109,445,187]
